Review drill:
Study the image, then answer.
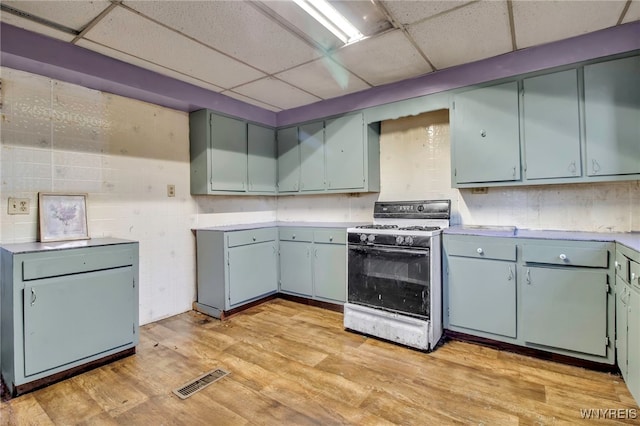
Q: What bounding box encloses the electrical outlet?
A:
[8,197,30,214]
[167,184,176,197]
[471,187,488,194]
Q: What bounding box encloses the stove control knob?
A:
[360,234,367,242]
[405,236,414,246]
[396,236,404,245]
[368,234,376,243]
[417,205,424,212]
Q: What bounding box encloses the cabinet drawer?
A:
[279,228,313,242]
[314,229,346,245]
[23,249,134,281]
[522,244,608,267]
[227,228,277,247]
[446,237,516,261]
[615,251,630,282]
[631,260,640,288]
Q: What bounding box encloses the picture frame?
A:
[38,193,89,242]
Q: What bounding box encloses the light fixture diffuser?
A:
[292,0,364,44]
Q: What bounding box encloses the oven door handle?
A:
[348,245,429,256]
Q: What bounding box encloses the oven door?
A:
[348,244,431,318]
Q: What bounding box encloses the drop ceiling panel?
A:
[513,0,627,49]
[0,13,75,42]
[124,1,322,74]
[82,7,265,89]
[408,1,512,70]
[276,58,370,99]
[1,0,111,30]
[233,78,321,110]
[222,91,282,112]
[621,0,639,23]
[381,0,471,25]
[76,39,224,93]
[332,30,432,86]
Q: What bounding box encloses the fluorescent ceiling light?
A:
[292,0,364,45]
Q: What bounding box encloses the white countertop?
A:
[196,221,369,232]
[444,226,640,252]
[0,238,138,254]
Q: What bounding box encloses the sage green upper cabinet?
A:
[584,55,640,177]
[277,126,300,193]
[522,70,581,180]
[190,110,277,195]
[210,113,248,191]
[247,123,276,193]
[299,121,325,191]
[452,81,521,185]
[325,114,364,190]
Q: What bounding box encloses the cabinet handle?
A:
[512,166,516,177]
[592,159,601,174]
[314,249,318,258]
[292,234,296,239]
[476,248,484,255]
[252,236,256,241]
[525,269,531,285]
[329,236,333,242]
[568,161,577,175]
[507,266,514,281]
[31,288,37,306]
[480,129,486,137]
[306,248,310,257]
[559,253,567,261]
[633,272,637,282]
[615,261,620,270]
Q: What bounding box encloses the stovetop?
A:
[355,224,443,232]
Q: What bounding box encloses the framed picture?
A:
[38,193,89,242]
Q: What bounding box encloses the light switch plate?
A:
[8,198,30,214]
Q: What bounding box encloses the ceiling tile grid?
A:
[332,29,433,86]
[381,0,472,26]
[622,0,640,23]
[2,0,111,31]
[407,0,513,69]
[82,6,266,89]
[512,0,628,49]
[0,12,75,42]
[123,0,322,74]
[276,57,370,100]
[221,90,283,112]
[233,77,322,110]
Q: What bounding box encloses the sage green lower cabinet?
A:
[443,234,615,365]
[278,227,347,304]
[447,257,516,338]
[615,244,640,404]
[0,239,139,397]
[195,228,278,318]
[522,268,607,356]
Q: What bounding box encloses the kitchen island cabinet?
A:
[0,239,139,397]
[195,227,278,318]
[443,231,615,365]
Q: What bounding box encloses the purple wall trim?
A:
[1,20,638,128]
[277,20,640,126]
[0,23,277,126]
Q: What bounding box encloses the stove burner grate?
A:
[398,226,442,231]
[356,224,399,230]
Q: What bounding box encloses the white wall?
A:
[2,69,638,325]
[278,110,640,233]
[0,68,276,324]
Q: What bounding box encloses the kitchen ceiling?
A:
[1,0,638,112]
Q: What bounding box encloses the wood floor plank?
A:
[2,298,637,425]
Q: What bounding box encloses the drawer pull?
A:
[252,236,256,241]
[476,248,484,255]
[507,266,514,281]
[292,235,296,239]
[559,253,567,261]
[329,236,333,242]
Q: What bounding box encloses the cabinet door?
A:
[23,267,135,376]
[247,123,276,193]
[299,121,325,191]
[313,243,346,302]
[522,267,607,356]
[210,113,248,191]
[279,241,313,296]
[277,127,300,192]
[228,242,278,307]
[452,82,521,184]
[523,70,581,179]
[616,281,629,377]
[325,114,364,190]
[584,56,640,176]
[447,257,517,338]
[627,286,640,402]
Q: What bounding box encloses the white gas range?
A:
[344,200,451,351]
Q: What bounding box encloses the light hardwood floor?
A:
[1,299,638,425]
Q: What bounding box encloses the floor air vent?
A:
[173,368,230,399]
